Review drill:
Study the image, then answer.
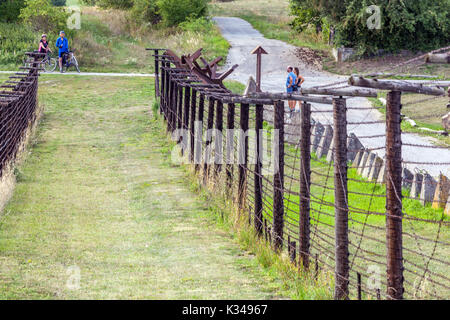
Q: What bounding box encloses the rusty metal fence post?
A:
[195,94,205,173]
[154,49,159,99]
[273,100,285,251]
[183,86,191,155]
[254,104,264,236]
[177,86,183,134]
[299,101,311,269]
[204,98,215,184]
[226,103,236,194]
[189,89,197,163]
[385,90,404,300]
[333,97,349,300]
[215,100,224,177]
[238,104,249,210]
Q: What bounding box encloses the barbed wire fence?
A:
[0,52,43,177]
[149,48,449,300]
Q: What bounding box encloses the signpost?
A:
[251,46,268,92]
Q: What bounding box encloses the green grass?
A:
[0,75,288,299]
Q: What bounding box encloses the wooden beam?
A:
[246,92,333,105]
[301,86,378,97]
[349,76,445,96]
[425,53,450,64]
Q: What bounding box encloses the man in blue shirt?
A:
[286,66,297,117]
[56,31,69,73]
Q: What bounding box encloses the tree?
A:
[0,0,26,22]
[157,0,207,27]
[19,0,69,33]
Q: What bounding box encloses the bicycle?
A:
[61,51,80,73]
[23,51,57,72]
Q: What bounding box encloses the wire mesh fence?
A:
[150,48,449,300]
[0,52,43,176]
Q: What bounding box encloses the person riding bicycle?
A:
[55,31,69,73]
[38,34,52,56]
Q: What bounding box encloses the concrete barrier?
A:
[377,160,386,184]
[347,133,363,162]
[432,174,450,210]
[402,168,414,190]
[410,172,424,199]
[357,150,369,176]
[420,173,437,205]
[316,125,333,159]
[352,149,364,169]
[368,156,383,181]
[362,152,376,178]
[311,122,324,153]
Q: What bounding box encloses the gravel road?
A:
[213,17,449,177]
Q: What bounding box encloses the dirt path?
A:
[0,75,281,299]
[213,17,450,177]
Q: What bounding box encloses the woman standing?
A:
[293,67,305,111]
[38,34,52,56]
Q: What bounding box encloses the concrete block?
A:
[377,160,386,184]
[347,133,364,162]
[442,112,450,132]
[368,156,383,181]
[444,195,450,216]
[326,137,335,163]
[316,125,333,159]
[310,122,324,153]
[402,168,414,190]
[362,152,376,178]
[352,149,364,169]
[420,174,437,206]
[357,150,369,176]
[410,173,424,199]
[432,174,450,210]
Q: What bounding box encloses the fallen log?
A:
[349,76,445,96]
[425,53,450,64]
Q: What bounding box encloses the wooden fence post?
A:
[195,94,205,173]
[299,102,311,269]
[189,89,197,163]
[238,104,249,210]
[168,76,175,132]
[254,104,264,236]
[333,97,349,300]
[226,103,236,194]
[273,100,285,251]
[385,90,404,300]
[215,100,224,176]
[203,97,215,184]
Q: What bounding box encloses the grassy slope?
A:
[0,75,288,299]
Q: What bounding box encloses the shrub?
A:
[20,0,69,33]
[80,0,97,5]
[130,0,160,26]
[290,0,450,55]
[0,22,37,65]
[156,0,207,27]
[0,0,26,22]
[98,0,133,9]
[51,0,66,6]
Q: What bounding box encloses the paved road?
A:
[213,17,449,177]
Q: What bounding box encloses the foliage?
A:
[79,0,97,5]
[129,0,160,25]
[98,0,133,9]
[51,0,66,6]
[290,0,450,55]
[156,0,207,27]
[0,22,37,65]
[0,0,26,22]
[19,0,69,33]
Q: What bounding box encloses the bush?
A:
[290,0,450,55]
[98,0,133,9]
[156,0,207,27]
[0,22,37,65]
[80,0,97,5]
[130,0,160,25]
[0,0,26,22]
[20,0,69,33]
[51,0,66,6]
